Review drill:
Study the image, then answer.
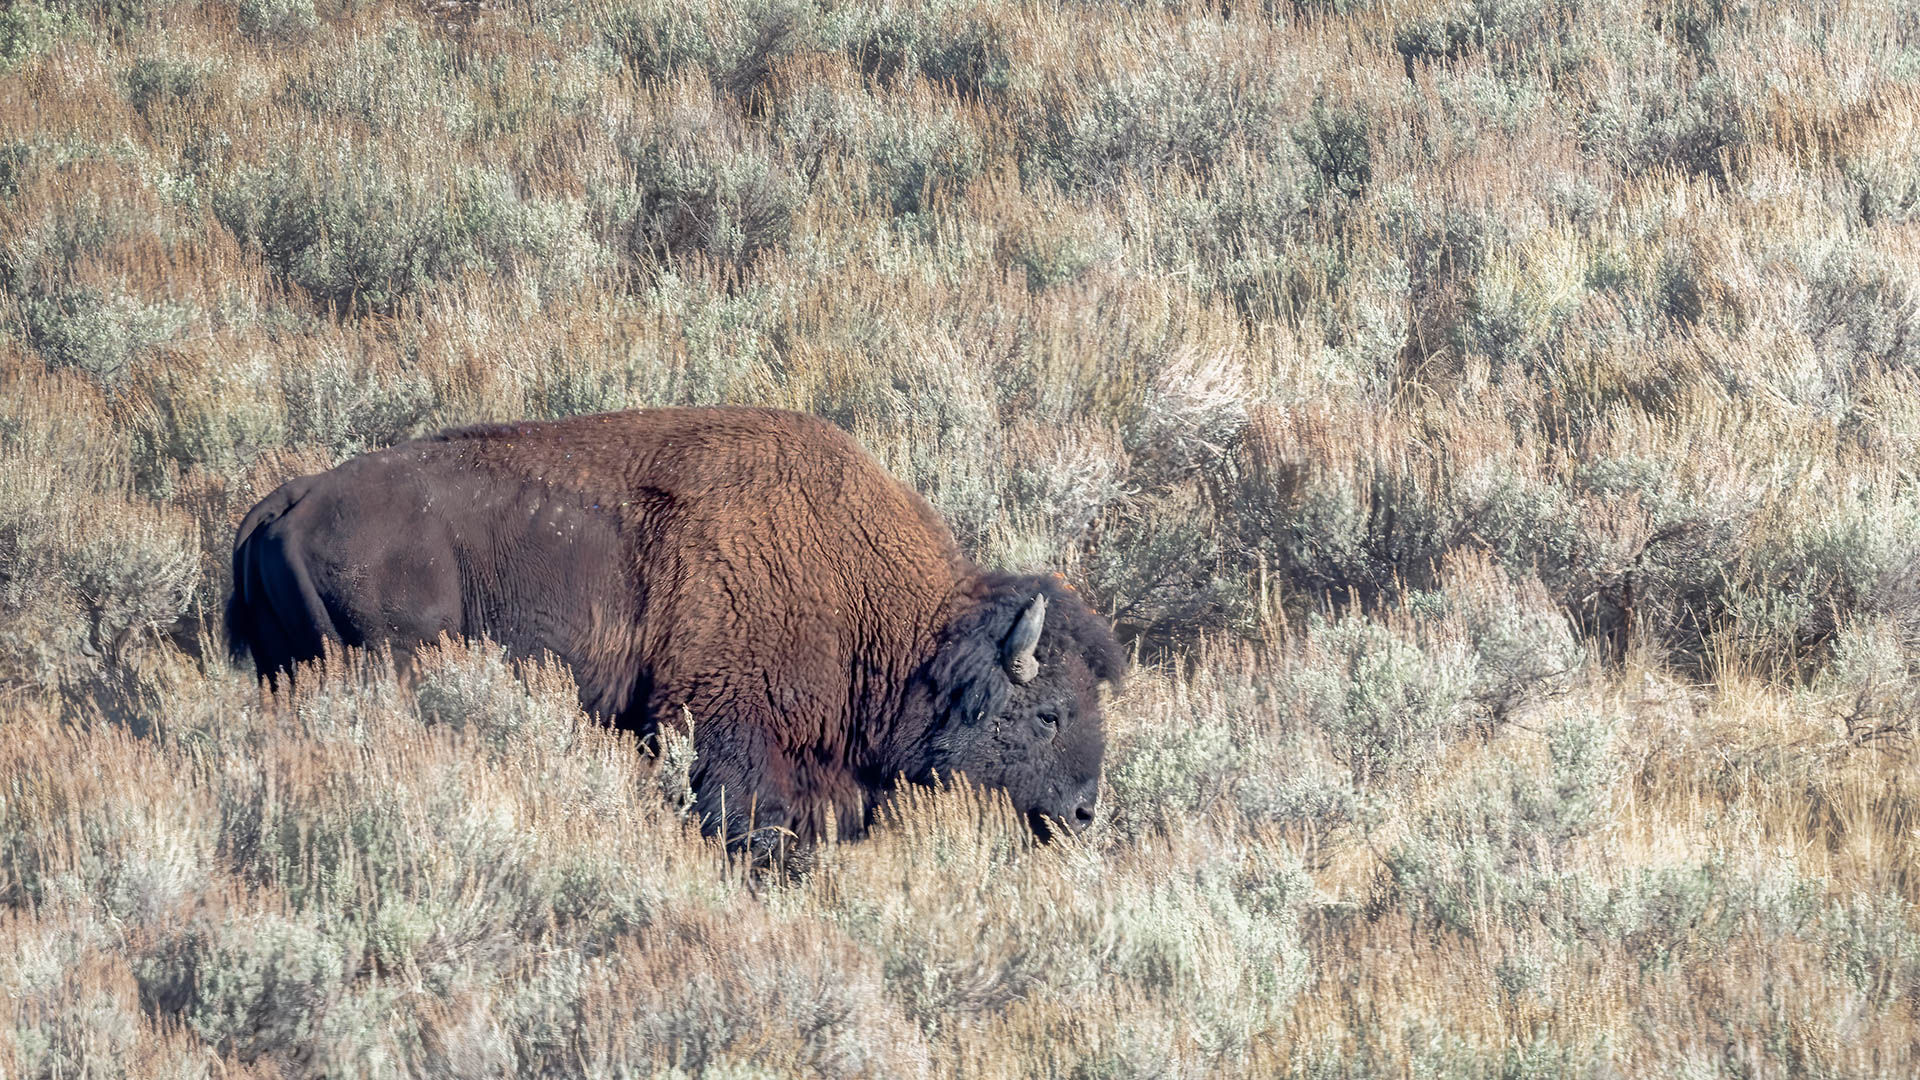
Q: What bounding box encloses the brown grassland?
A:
[5,0,1920,1075]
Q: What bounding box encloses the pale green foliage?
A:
[139,910,360,1064]
[3,186,202,387]
[1386,711,1620,935]
[775,81,985,221]
[600,0,722,81]
[598,0,809,104]
[1003,423,1130,554]
[235,0,315,42]
[1807,617,1920,743]
[1025,36,1283,193]
[1415,558,1586,721]
[830,1,1009,99]
[215,155,602,312]
[0,5,76,74]
[0,449,199,694]
[610,121,807,270]
[1285,556,1577,788]
[1823,893,1920,1010]
[125,353,289,493]
[1290,612,1473,785]
[1735,483,1920,657]
[123,55,218,119]
[410,641,582,754]
[1844,125,1920,225]
[278,345,438,460]
[1095,845,1311,1053]
[4,909,160,1080]
[815,781,1311,1057]
[18,286,192,385]
[1103,662,1253,835]
[284,25,473,136]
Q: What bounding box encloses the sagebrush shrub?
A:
[1415,554,1586,722]
[0,4,72,74]
[1801,244,1920,372]
[1385,711,1618,935]
[137,909,356,1065]
[1138,154,1319,323]
[216,155,600,312]
[278,344,437,460]
[609,119,806,271]
[123,56,216,119]
[1822,893,1920,1010]
[601,0,721,82]
[1843,108,1920,225]
[282,25,470,136]
[234,0,315,42]
[125,355,289,495]
[1578,45,1749,180]
[409,640,581,755]
[1734,484,1920,662]
[839,3,1010,99]
[1088,482,1259,646]
[1103,664,1250,837]
[3,909,155,1079]
[1288,612,1474,786]
[17,286,190,386]
[1293,94,1372,200]
[1805,617,1920,744]
[778,84,986,218]
[1023,42,1282,193]
[0,451,200,696]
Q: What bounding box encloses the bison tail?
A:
[226,483,335,681]
[226,490,280,666]
[223,584,250,666]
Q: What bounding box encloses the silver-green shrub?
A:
[215,156,602,312]
[1385,711,1619,935]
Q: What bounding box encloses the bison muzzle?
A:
[226,407,1124,854]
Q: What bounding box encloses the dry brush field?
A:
[5,0,1920,1075]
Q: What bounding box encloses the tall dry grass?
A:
[5,0,1920,1075]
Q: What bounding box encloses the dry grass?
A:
[5,0,1920,1075]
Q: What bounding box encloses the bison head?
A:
[914,574,1124,840]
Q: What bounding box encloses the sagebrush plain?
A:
[5,0,1920,1075]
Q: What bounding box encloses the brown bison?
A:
[226,407,1123,854]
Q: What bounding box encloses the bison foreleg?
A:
[685,723,798,860]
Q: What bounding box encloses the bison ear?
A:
[1003,593,1046,684]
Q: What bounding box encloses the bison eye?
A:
[1035,710,1060,735]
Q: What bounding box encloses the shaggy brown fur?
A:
[228,407,1124,854]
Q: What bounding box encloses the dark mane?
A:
[922,572,1124,729]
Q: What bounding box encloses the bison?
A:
[226,407,1123,854]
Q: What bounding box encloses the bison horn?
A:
[1004,593,1046,684]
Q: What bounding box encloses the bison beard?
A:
[226,407,1123,857]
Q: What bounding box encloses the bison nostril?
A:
[1073,804,1095,828]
